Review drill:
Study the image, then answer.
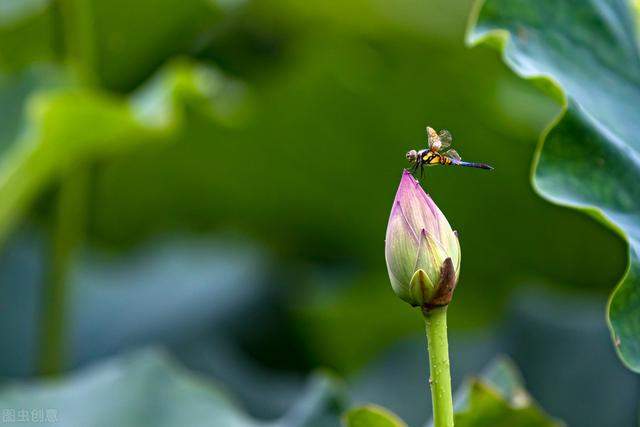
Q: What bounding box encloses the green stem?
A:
[39,170,87,375]
[58,0,99,84]
[40,0,95,377]
[424,306,454,427]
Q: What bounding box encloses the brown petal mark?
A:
[422,258,457,312]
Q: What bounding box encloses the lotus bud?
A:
[384,170,461,308]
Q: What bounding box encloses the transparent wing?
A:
[444,148,461,161]
[438,129,452,148]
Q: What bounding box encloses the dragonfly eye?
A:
[406,150,418,163]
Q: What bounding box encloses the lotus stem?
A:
[424,306,454,427]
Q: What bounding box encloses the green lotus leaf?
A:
[468,0,640,371]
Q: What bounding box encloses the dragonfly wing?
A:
[427,127,439,150]
[438,129,452,148]
[445,148,461,161]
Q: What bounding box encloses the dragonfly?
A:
[406,126,493,177]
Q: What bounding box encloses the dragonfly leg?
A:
[411,162,421,177]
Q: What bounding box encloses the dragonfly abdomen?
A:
[451,160,493,170]
[439,155,453,165]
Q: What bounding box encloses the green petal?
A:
[385,206,420,296]
[409,269,436,306]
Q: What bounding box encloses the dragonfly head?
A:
[406,149,418,164]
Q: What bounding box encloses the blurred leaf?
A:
[453,358,535,413]
[343,405,407,427]
[0,231,268,376]
[0,59,244,247]
[461,357,523,405]
[467,0,640,371]
[450,358,562,427]
[454,381,561,427]
[67,235,266,367]
[175,337,308,420]
[0,65,72,155]
[0,349,346,427]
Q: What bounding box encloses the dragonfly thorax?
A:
[417,149,430,159]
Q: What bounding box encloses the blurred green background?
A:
[0,0,637,426]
